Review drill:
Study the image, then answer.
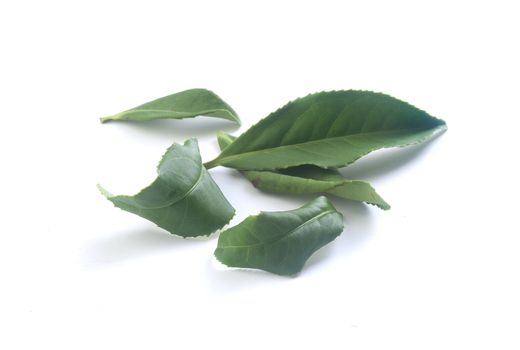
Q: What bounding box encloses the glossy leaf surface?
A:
[206,90,446,170]
[99,139,235,237]
[217,132,390,209]
[214,196,344,276]
[101,88,240,124]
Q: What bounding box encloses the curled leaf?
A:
[99,139,235,237]
[217,132,390,209]
[206,90,446,170]
[214,196,344,276]
[101,88,240,125]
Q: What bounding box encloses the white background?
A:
[1,0,519,349]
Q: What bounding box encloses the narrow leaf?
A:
[215,196,344,276]
[99,139,235,237]
[101,88,240,125]
[206,90,446,170]
[217,132,390,209]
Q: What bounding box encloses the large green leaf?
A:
[100,88,240,124]
[217,132,390,210]
[214,196,344,276]
[206,90,446,170]
[98,139,235,237]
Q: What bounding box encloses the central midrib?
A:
[220,209,336,249]
[117,108,235,118]
[208,125,441,167]
[126,163,206,210]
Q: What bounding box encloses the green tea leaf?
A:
[98,139,235,237]
[214,196,344,276]
[217,132,390,210]
[100,88,240,124]
[206,90,446,170]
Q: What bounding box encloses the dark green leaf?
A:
[217,132,390,210]
[206,90,446,170]
[214,196,344,276]
[98,139,235,237]
[100,88,240,125]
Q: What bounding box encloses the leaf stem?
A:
[100,113,123,123]
[204,159,219,169]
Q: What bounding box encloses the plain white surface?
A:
[1,0,519,349]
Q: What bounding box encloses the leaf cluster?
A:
[99,88,446,275]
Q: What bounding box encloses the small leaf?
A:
[99,139,235,237]
[206,90,446,170]
[101,88,240,125]
[214,196,344,276]
[217,132,390,209]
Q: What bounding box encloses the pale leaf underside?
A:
[101,88,240,125]
[217,132,390,209]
